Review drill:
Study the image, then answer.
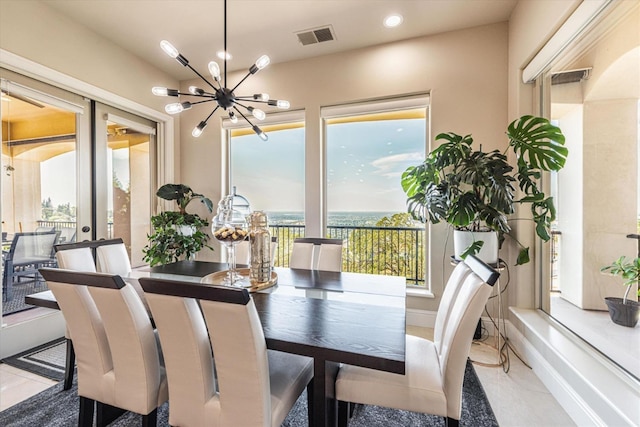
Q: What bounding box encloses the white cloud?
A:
[371,152,424,174]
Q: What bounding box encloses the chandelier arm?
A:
[233,106,256,127]
[189,99,218,106]
[188,93,217,99]
[233,100,250,110]
[229,72,253,94]
[235,98,269,104]
[202,105,221,124]
[185,64,218,92]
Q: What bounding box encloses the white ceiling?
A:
[41,0,517,81]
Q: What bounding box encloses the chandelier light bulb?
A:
[268,99,291,109]
[165,101,192,115]
[217,51,232,60]
[253,125,268,141]
[254,93,270,101]
[152,87,168,96]
[192,121,207,137]
[189,86,204,95]
[208,61,221,80]
[229,111,238,124]
[255,55,271,70]
[152,87,178,97]
[160,40,179,58]
[248,107,266,120]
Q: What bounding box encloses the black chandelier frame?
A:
[152,0,289,140]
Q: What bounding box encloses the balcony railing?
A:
[35,220,426,286]
[271,224,426,286]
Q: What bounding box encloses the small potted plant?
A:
[142,184,214,266]
[600,256,640,328]
[401,115,568,265]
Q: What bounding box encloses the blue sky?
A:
[41,118,426,215]
[231,118,425,212]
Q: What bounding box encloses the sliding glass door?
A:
[94,103,155,267]
[1,71,91,319]
[1,72,157,320]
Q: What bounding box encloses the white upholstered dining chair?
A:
[140,277,314,427]
[289,237,343,272]
[39,268,168,427]
[335,255,498,427]
[95,241,132,276]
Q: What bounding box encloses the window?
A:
[322,96,429,285]
[226,112,305,266]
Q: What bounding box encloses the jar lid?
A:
[231,186,251,216]
[248,210,268,228]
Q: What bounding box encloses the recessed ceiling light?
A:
[217,50,232,60]
[384,14,403,28]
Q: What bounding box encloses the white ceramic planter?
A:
[453,229,499,265]
[175,224,196,237]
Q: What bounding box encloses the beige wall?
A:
[178,22,509,311]
[0,1,174,112]
[0,0,181,178]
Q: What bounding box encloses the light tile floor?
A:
[0,326,575,426]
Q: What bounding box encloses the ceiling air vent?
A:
[295,25,336,46]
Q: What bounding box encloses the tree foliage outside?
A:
[341,213,425,285]
[41,197,76,222]
[271,213,425,285]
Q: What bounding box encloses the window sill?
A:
[406,287,434,298]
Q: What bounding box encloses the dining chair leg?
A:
[63,338,75,390]
[445,416,460,427]
[337,400,349,427]
[142,408,158,427]
[306,379,314,426]
[78,396,95,427]
[96,401,126,427]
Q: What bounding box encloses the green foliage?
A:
[143,184,214,266]
[601,256,640,304]
[156,183,213,215]
[41,198,76,222]
[346,213,425,284]
[401,115,568,265]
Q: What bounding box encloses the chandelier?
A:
[151,0,289,141]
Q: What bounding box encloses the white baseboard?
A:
[406,308,436,328]
[510,308,640,427]
[0,311,65,359]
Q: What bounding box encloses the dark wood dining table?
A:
[27,260,407,427]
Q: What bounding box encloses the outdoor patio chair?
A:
[2,230,58,302]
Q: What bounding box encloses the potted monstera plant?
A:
[142,183,214,266]
[401,115,568,265]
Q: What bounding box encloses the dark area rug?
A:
[1,338,66,382]
[0,359,497,426]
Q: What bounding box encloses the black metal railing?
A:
[271,224,426,286]
[36,220,113,238]
[34,220,426,286]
